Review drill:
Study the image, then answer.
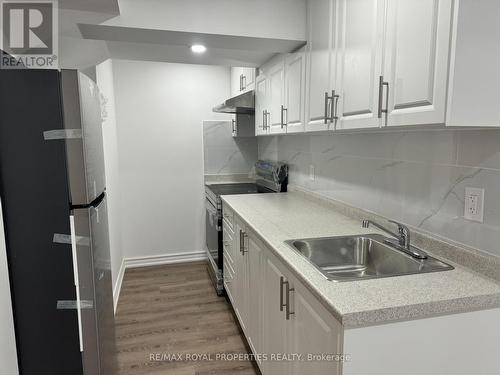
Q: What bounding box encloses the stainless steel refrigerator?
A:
[0,68,117,375]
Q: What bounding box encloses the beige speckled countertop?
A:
[221,192,500,328]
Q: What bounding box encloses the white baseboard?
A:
[123,251,207,268]
[112,251,207,313]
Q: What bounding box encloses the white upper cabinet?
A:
[305,0,336,132]
[255,74,270,136]
[256,0,499,132]
[382,0,452,127]
[256,51,306,136]
[231,67,256,97]
[285,50,306,133]
[268,60,287,134]
[335,0,385,130]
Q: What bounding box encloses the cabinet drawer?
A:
[223,252,235,303]
[222,205,234,230]
[222,224,234,264]
[223,252,235,277]
[222,218,234,236]
[223,236,234,265]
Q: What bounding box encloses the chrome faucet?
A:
[362,219,427,259]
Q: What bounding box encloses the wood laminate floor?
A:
[114,261,260,375]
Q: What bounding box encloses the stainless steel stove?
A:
[205,160,288,295]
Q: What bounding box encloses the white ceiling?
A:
[59,0,307,69]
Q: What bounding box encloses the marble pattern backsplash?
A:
[258,129,500,259]
[203,120,258,175]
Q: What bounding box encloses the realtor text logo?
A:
[1,0,58,69]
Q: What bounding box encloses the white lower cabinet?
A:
[222,204,500,375]
[231,218,265,368]
[262,255,290,375]
[222,207,236,304]
[263,251,342,375]
[246,235,264,366]
[289,274,342,375]
[226,216,343,374]
[233,217,248,333]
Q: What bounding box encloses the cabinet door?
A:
[247,235,264,368]
[262,256,290,375]
[268,60,286,134]
[305,0,335,132]
[285,50,306,133]
[255,74,269,136]
[383,0,452,127]
[289,276,343,375]
[241,67,256,91]
[233,218,248,333]
[336,0,385,130]
[231,67,256,96]
[231,67,242,97]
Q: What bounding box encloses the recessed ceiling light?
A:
[191,44,207,54]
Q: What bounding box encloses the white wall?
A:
[259,129,500,259]
[111,59,230,260]
[0,199,19,375]
[95,60,123,306]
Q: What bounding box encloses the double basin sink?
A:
[285,234,453,282]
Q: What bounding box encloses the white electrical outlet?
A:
[464,187,485,222]
[309,165,315,181]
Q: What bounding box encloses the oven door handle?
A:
[205,200,222,231]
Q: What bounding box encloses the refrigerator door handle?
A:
[43,128,82,141]
[69,215,84,353]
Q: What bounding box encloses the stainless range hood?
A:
[213,90,255,114]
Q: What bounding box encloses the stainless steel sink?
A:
[285,234,453,282]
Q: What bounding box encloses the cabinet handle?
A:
[324,91,339,125]
[280,276,286,312]
[262,110,267,130]
[242,232,248,255]
[242,75,247,90]
[285,281,295,320]
[239,74,243,91]
[239,230,248,255]
[267,111,271,130]
[280,105,288,128]
[231,119,236,134]
[331,90,340,122]
[378,76,389,124]
[239,229,244,253]
[324,92,329,124]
